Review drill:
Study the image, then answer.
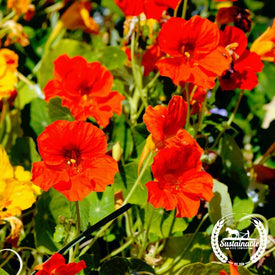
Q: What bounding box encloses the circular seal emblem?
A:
[211,213,267,265]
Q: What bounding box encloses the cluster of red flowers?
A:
[143,96,214,218]
[118,0,265,93]
[44,54,124,128]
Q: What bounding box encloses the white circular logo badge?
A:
[211,213,267,265]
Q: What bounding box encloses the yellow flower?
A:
[0,49,18,100]
[0,146,40,219]
[251,19,275,62]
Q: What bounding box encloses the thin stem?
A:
[211,89,245,150]
[100,237,136,263]
[138,205,154,258]
[79,221,112,257]
[181,0,189,19]
[157,213,209,274]
[123,151,153,206]
[244,245,275,269]
[70,201,81,262]
[145,71,160,90]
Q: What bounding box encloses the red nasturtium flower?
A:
[219,26,264,90]
[146,145,213,218]
[31,120,118,201]
[34,253,86,274]
[142,42,165,76]
[144,0,181,20]
[216,6,252,32]
[115,0,180,19]
[44,54,124,128]
[115,0,144,16]
[156,16,231,89]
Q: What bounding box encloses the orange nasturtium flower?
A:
[146,144,213,218]
[44,54,125,128]
[31,120,118,201]
[251,19,275,63]
[60,0,99,34]
[0,49,18,100]
[34,253,86,275]
[156,16,231,89]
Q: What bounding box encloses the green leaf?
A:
[178,262,250,275]
[88,186,115,225]
[14,81,40,110]
[114,162,151,205]
[145,206,188,238]
[37,39,97,91]
[233,196,254,230]
[35,191,59,253]
[0,268,9,275]
[209,179,233,225]
[100,257,155,275]
[159,233,212,274]
[101,46,127,70]
[219,134,249,191]
[101,0,124,16]
[48,97,74,122]
[30,98,51,136]
[53,224,66,243]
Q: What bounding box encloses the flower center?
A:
[64,149,81,167]
[225,42,239,60]
[180,43,193,59]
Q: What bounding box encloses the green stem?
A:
[79,221,112,257]
[138,205,154,258]
[157,213,209,274]
[156,211,176,255]
[123,151,153,206]
[211,89,245,150]
[244,244,275,269]
[70,201,81,262]
[181,0,189,19]
[100,237,136,263]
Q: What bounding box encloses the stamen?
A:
[70,158,76,164]
[185,52,190,58]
